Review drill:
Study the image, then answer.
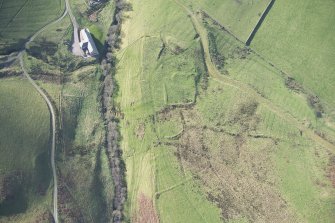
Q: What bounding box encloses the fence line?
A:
[246,0,276,46]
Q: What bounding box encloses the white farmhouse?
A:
[79,28,99,57]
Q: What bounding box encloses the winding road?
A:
[16,1,72,222]
[16,0,84,221]
[17,1,83,221]
[19,53,58,222]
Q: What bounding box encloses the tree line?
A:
[99,1,132,222]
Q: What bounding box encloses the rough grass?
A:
[151,76,335,222]
[0,0,64,53]
[0,77,52,220]
[252,0,335,117]
[201,18,335,222]
[115,0,223,221]
[204,17,335,152]
[116,0,335,222]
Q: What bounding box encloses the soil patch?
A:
[328,156,335,188]
[133,193,159,223]
[135,123,145,139]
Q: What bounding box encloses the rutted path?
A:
[174,0,335,151]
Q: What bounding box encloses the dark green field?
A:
[0,78,52,222]
[0,0,64,53]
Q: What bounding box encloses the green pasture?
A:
[116,0,335,221]
[0,78,52,219]
[155,146,221,223]
[1,0,334,222]
[120,0,195,46]
[205,18,335,144]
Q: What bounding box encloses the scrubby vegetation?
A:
[99,1,132,221]
[114,0,335,222]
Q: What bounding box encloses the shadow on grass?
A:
[0,127,52,217]
[89,147,108,222]
[0,172,28,216]
[0,38,27,54]
[90,33,105,61]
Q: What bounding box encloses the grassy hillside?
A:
[0,0,65,54]
[115,0,224,221]
[1,0,334,222]
[252,0,335,118]
[202,17,335,222]
[116,0,335,222]
[0,78,53,222]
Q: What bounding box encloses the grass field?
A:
[0,0,65,54]
[252,0,335,117]
[0,78,53,221]
[116,0,335,222]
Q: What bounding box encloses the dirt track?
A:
[16,2,69,222]
[19,53,58,222]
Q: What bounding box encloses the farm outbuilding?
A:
[79,28,99,57]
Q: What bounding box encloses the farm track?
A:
[174,0,335,152]
[65,0,83,56]
[19,53,58,222]
[16,2,68,222]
